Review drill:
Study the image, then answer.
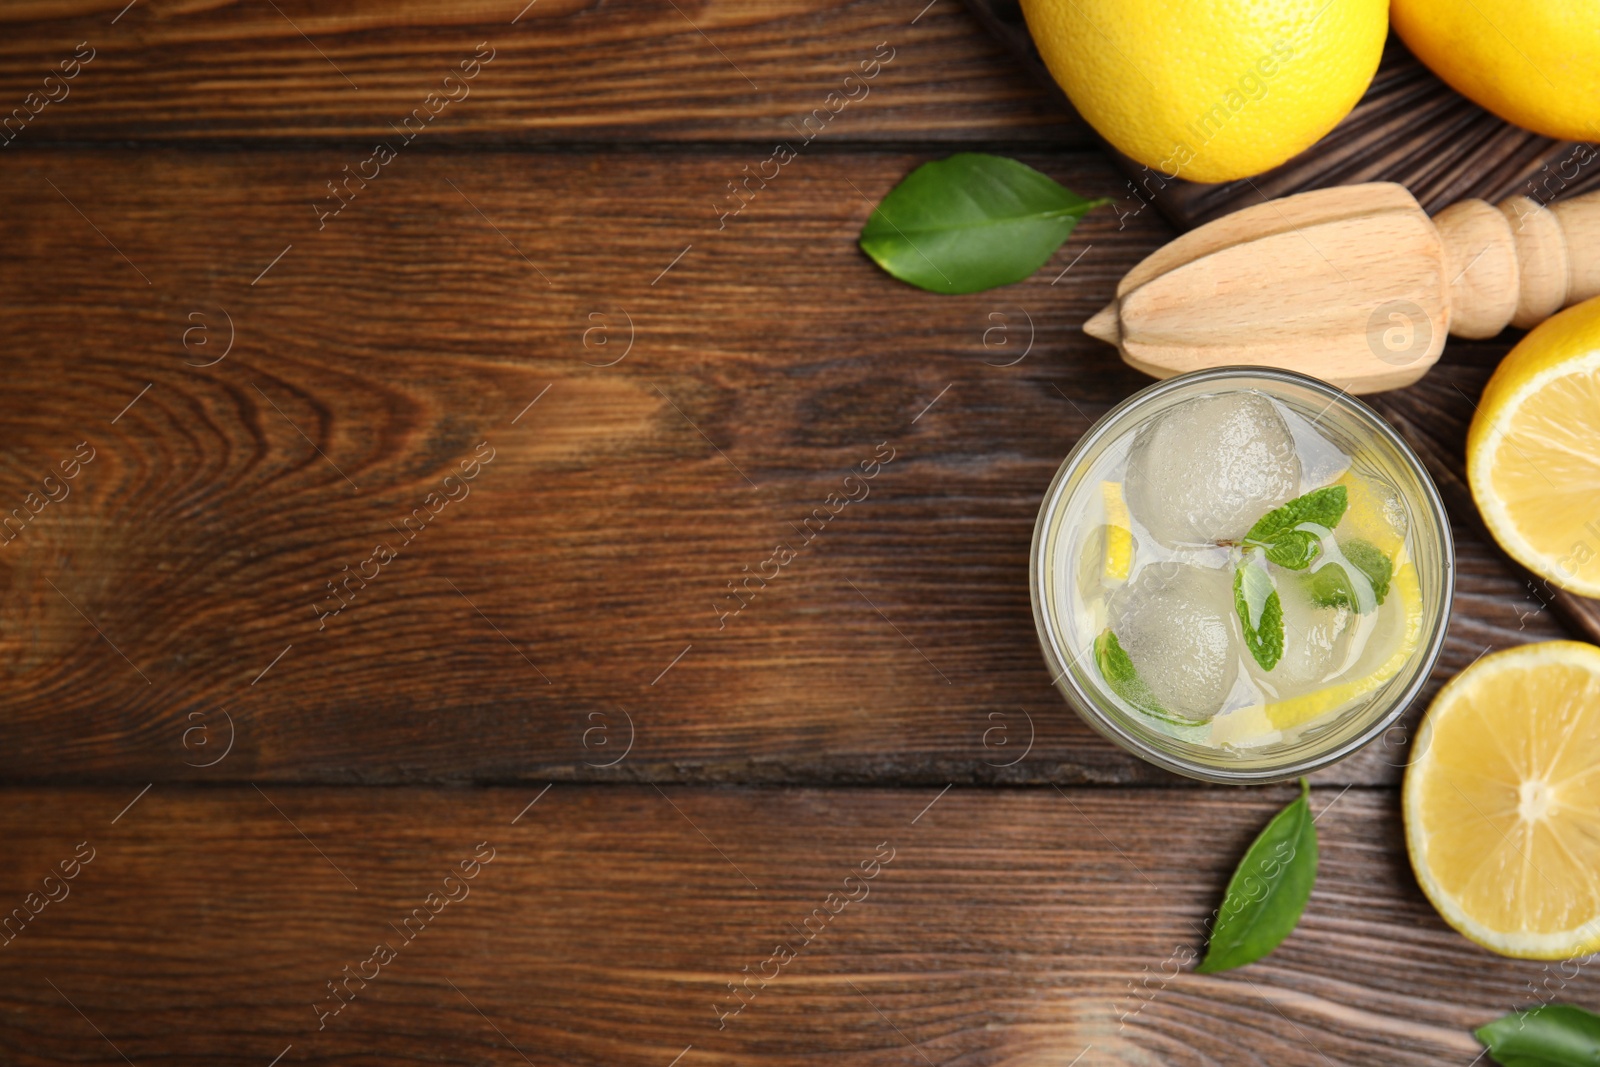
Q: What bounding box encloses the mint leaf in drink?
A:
[1196,778,1318,974]
[1234,551,1284,671]
[1240,485,1348,571]
[1260,530,1321,570]
[1305,538,1393,612]
[1476,1003,1600,1066]
[1094,629,1165,716]
[1247,486,1349,539]
[859,154,1109,294]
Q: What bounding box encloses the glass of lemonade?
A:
[1031,367,1453,783]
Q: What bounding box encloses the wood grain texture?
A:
[0,0,1080,144]
[0,785,1582,1066]
[0,148,1569,786]
[2,6,1586,1064]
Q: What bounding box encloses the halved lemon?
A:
[1468,296,1600,597]
[1404,640,1600,959]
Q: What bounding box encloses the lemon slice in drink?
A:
[1101,481,1133,583]
[1209,563,1421,748]
[1405,641,1600,959]
[1333,469,1407,559]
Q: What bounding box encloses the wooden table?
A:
[0,2,1588,1063]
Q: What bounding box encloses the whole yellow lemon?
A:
[1020,0,1388,183]
[1391,0,1600,142]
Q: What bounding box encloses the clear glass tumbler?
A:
[1031,367,1454,783]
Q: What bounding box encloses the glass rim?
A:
[1030,366,1456,784]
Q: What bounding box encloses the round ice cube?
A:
[1124,391,1302,546]
[1107,561,1237,721]
[1251,583,1354,697]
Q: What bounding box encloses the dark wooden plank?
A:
[0,148,1561,786]
[0,784,1577,1065]
[0,0,1079,144]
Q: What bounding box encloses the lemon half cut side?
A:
[1404,641,1600,960]
[1468,297,1600,598]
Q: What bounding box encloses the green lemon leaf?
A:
[1195,778,1318,974]
[1241,486,1348,571]
[1477,1004,1600,1066]
[1234,552,1284,671]
[1305,538,1393,613]
[859,153,1108,294]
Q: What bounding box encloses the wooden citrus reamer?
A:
[1084,182,1600,393]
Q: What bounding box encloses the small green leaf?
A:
[1234,552,1284,671]
[1476,1004,1600,1066]
[1195,778,1318,974]
[859,153,1109,294]
[1305,538,1393,612]
[1241,486,1348,571]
